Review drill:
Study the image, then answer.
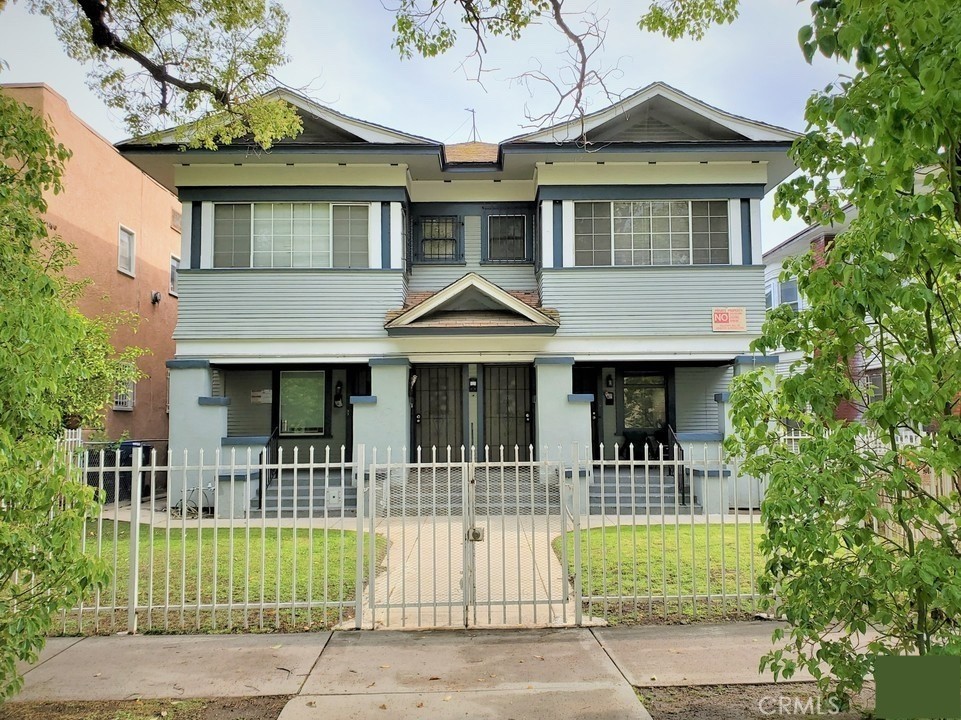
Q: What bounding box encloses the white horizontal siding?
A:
[540,266,765,336]
[175,270,405,340]
[675,366,733,433]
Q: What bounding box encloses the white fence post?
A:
[571,443,583,627]
[127,447,143,634]
[355,444,366,630]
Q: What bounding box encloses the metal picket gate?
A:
[362,449,580,628]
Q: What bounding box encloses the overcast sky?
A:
[0,0,846,247]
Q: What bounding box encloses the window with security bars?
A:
[574,200,729,266]
[488,215,527,261]
[418,216,459,261]
[213,202,369,268]
[114,379,135,411]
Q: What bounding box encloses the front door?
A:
[482,364,533,460]
[412,364,534,459]
[412,365,465,455]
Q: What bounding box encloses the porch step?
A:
[247,508,359,519]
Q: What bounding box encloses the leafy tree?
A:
[643,0,961,705]
[17,0,302,148]
[0,0,306,697]
[0,91,130,698]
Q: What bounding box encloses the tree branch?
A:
[73,0,231,107]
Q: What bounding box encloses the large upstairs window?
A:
[213,202,369,268]
[574,200,729,267]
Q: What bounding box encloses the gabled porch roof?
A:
[385,273,560,336]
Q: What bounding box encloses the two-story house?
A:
[119,82,796,515]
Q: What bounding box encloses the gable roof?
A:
[121,87,438,146]
[385,273,559,335]
[505,82,798,144]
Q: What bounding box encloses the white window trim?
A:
[210,201,372,269]
[572,199,731,268]
[118,224,136,277]
[778,277,801,311]
[169,255,180,297]
[113,378,136,411]
[487,214,528,262]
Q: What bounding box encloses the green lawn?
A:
[553,522,766,622]
[62,521,385,634]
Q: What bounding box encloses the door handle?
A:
[524,412,531,423]
[415,413,422,424]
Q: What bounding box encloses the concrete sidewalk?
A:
[11,622,804,719]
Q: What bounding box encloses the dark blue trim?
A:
[166,359,210,369]
[552,201,563,269]
[537,184,765,201]
[369,357,409,366]
[178,186,408,203]
[409,202,535,264]
[740,199,752,265]
[190,202,201,269]
[713,392,731,403]
[534,357,575,366]
[568,393,594,403]
[734,355,779,366]
[478,204,536,263]
[350,395,378,405]
[198,396,230,406]
[381,203,391,269]
[221,435,270,446]
[387,326,557,337]
[676,432,723,442]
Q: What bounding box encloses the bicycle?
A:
[168,484,214,518]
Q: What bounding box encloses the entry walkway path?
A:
[10,623,809,719]
[364,514,576,629]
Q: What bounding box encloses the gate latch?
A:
[467,527,485,542]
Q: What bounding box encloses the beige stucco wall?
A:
[3,84,181,443]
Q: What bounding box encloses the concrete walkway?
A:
[365,514,576,629]
[10,622,808,718]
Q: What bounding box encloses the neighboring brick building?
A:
[2,83,180,444]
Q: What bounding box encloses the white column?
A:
[389,201,404,269]
[540,201,554,269]
[367,201,382,269]
[199,201,214,269]
[352,359,410,465]
[750,198,763,266]
[180,202,192,266]
[561,201,575,267]
[728,199,743,265]
[534,358,592,465]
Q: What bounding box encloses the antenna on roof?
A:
[465,108,480,142]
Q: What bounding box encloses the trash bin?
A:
[85,442,152,503]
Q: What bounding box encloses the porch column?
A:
[534,357,592,465]
[166,359,227,503]
[352,357,410,466]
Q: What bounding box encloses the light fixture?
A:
[606,374,614,388]
[334,381,344,408]
[151,291,162,305]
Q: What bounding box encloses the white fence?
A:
[60,443,767,634]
